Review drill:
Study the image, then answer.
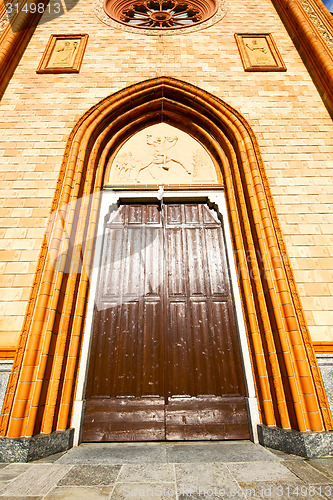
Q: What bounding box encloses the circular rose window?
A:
[104,0,217,29]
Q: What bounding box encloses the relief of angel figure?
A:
[113,152,138,181]
[51,40,78,67]
[245,39,272,66]
[137,135,192,182]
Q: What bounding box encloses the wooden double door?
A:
[82,202,250,441]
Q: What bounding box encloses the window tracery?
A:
[104,0,217,29]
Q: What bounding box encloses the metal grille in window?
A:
[104,0,217,29]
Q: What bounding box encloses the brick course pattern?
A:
[0,0,333,347]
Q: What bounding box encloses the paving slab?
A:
[167,442,277,463]
[0,464,71,497]
[111,482,176,499]
[58,464,121,486]
[57,444,168,464]
[0,441,330,499]
[318,484,333,499]
[0,483,11,494]
[118,464,175,483]
[177,487,246,499]
[178,494,245,500]
[238,481,324,500]
[35,451,68,463]
[266,448,306,461]
[175,463,240,495]
[226,461,299,482]
[307,459,333,481]
[44,486,113,499]
[282,460,332,484]
[0,463,32,481]
[0,496,43,500]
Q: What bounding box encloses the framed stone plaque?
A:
[235,33,286,72]
[37,34,89,74]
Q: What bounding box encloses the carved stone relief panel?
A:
[104,123,222,188]
[48,39,79,68]
[300,0,333,52]
[235,33,287,72]
[36,34,88,74]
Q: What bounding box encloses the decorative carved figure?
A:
[138,134,191,182]
[48,39,79,68]
[106,123,221,186]
[37,34,88,74]
[235,33,287,72]
[244,38,275,66]
[113,152,137,181]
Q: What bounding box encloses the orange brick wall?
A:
[0,0,332,347]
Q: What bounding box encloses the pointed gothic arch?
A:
[1,77,332,447]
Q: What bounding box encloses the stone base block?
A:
[258,424,333,458]
[316,353,333,416]
[0,362,13,414]
[0,428,74,462]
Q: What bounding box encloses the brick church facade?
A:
[0,0,333,461]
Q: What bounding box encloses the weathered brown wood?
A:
[83,202,249,441]
[165,397,250,440]
[163,204,249,439]
[82,398,165,441]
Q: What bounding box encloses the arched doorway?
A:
[78,121,256,441]
[1,77,330,449]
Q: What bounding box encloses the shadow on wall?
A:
[4,0,82,32]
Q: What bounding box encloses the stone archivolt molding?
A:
[300,0,333,51]
[271,0,333,116]
[0,77,332,440]
[313,342,333,353]
[95,0,227,34]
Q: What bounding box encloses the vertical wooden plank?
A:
[184,203,201,224]
[168,302,193,396]
[142,301,163,395]
[165,204,182,224]
[167,228,186,296]
[186,227,206,296]
[190,301,215,395]
[204,227,228,295]
[144,226,163,297]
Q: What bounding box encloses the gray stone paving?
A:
[0,441,331,498]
